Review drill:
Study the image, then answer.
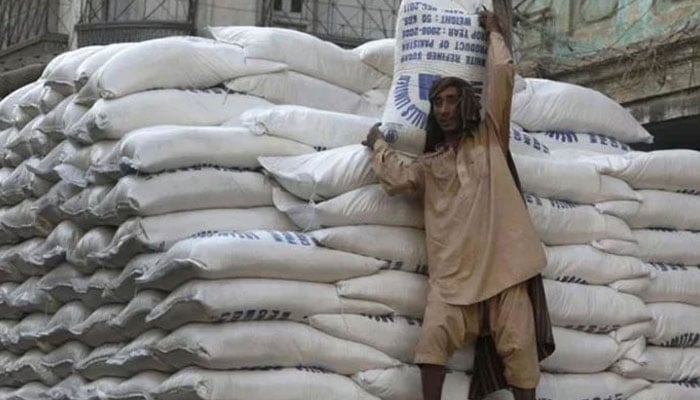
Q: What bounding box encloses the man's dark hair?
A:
[424,77,482,153]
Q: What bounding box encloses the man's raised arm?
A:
[480,11,515,154]
[363,124,425,196]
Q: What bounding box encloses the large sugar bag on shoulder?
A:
[106,329,174,375]
[90,207,296,268]
[310,225,427,273]
[336,270,428,318]
[544,245,651,285]
[38,301,90,346]
[153,321,400,373]
[0,82,42,128]
[66,89,273,144]
[597,190,700,231]
[614,346,700,382]
[43,46,102,95]
[508,128,551,158]
[6,349,58,386]
[380,0,489,153]
[154,367,380,400]
[513,154,639,204]
[630,383,700,400]
[103,125,313,176]
[105,253,162,301]
[93,169,273,220]
[525,194,634,245]
[41,341,90,381]
[209,26,389,93]
[274,185,423,230]
[240,105,377,151]
[599,149,700,191]
[632,229,700,266]
[259,145,377,200]
[612,263,700,306]
[512,78,652,144]
[646,302,700,347]
[75,42,133,88]
[226,71,383,117]
[353,366,473,400]
[99,371,168,400]
[536,372,649,400]
[146,278,392,330]
[108,290,165,338]
[94,36,285,99]
[543,279,651,333]
[75,342,131,380]
[353,38,395,76]
[69,304,126,347]
[309,314,473,369]
[140,230,381,291]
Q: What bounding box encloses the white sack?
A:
[632,229,700,266]
[309,313,474,370]
[99,371,168,400]
[66,227,116,273]
[4,382,50,400]
[353,366,473,400]
[38,301,90,346]
[513,154,639,204]
[614,346,700,382]
[512,78,652,143]
[95,36,285,99]
[106,329,174,375]
[32,180,81,225]
[69,304,126,347]
[612,263,700,306]
[26,220,83,269]
[41,341,91,381]
[380,0,488,153]
[544,245,651,285]
[54,141,118,188]
[36,263,82,303]
[104,125,313,175]
[7,276,60,314]
[44,375,87,400]
[353,38,395,75]
[599,149,700,191]
[274,185,423,231]
[39,86,66,114]
[240,105,377,151]
[525,193,634,245]
[0,82,41,129]
[26,140,73,183]
[629,383,700,400]
[259,144,377,200]
[541,328,622,373]
[543,279,651,333]
[75,342,131,380]
[59,185,114,228]
[532,131,631,154]
[536,372,650,400]
[153,321,400,374]
[141,230,382,291]
[336,270,428,318]
[646,302,700,347]
[66,89,273,144]
[226,71,383,117]
[310,225,428,273]
[105,253,162,301]
[43,46,101,95]
[90,207,296,268]
[74,378,125,400]
[75,42,133,88]
[5,349,57,386]
[208,26,390,93]
[4,313,51,353]
[70,269,121,307]
[147,278,392,330]
[108,290,165,338]
[508,128,551,158]
[0,238,44,277]
[153,367,379,400]
[1,199,54,241]
[93,168,273,220]
[15,82,45,120]
[1,158,53,205]
[62,99,90,131]
[597,189,700,231]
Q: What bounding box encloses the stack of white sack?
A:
[585,150,700,400]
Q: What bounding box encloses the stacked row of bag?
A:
[0,25,411,400]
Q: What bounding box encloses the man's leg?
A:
[488,282,540,396]
[418,363,446,400]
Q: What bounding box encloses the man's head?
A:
[424,77,481,152]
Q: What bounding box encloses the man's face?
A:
[432,86,462,133]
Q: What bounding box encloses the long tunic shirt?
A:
[371,31,546,306]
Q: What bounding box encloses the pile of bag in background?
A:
[0,8,699,400]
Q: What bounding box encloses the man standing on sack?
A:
[363,10,554,400]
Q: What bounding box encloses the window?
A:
[291,0,303,13]
[273,0,283,11]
